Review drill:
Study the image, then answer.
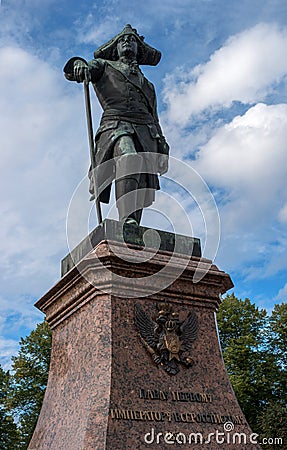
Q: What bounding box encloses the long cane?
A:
[83,75,103,224]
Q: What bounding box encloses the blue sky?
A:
[1,0,287,369]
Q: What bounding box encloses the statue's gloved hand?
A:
[74,60,91,83]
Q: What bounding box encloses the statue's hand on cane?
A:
[74,60,91,83]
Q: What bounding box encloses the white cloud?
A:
[0,46,100,319]
[192,103,287,273]
[0,337,19,371]
[160,23,287,282]
[164,23,287,125]
[0,45,99,365]
[278,203,287,223]
[77,14,123,46]
[274,282,287,302]
[194,103,287,204]
[0,0,56,47]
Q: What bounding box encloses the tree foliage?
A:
[7,321,52,449]
[217,294,287,447]
[258,402,287,449]
[268,303,287,386]
[0,366,20,449]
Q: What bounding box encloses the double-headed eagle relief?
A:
[135,303,198,375]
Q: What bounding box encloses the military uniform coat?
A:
[87,58,169,205]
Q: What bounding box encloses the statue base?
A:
[28,220,261,449]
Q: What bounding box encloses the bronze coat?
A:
[89,60,169,205]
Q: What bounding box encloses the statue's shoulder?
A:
[88,58,106,69]
[88,58,106,82]
[105,60,121,70]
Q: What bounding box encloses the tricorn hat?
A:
[93,24,161,66]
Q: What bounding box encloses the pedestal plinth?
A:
[28,221,261,449]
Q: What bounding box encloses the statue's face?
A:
[117,34,138,58]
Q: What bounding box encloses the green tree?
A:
[258,402,287,449]
[217,294,278,433]
[268,303,287,370]
[0,365,20,449]
[258,303,287,449]
[7,321,52,449]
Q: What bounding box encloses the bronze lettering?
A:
[170,390,213,403]
[133,410,141,420]
[215,414,225,424]
[118,410,127,420]
[142,411,151,421]
[180,412,188,422]
[173,412,181,422]
[110,409,116,419]
[139,388,147,399]
[160,391,168,401]
[147,390,153,399]
[209,413,216,423]
[179,392,187,401]
[165,411,172,422]
[190,413,196,422]
[186,413,196,423]
[205,414,212,423]
[110,408,244,424]
[200,413,207,423]
[139,388,168,401]
[171,391,177,401]
[154,390,160,400]
[154,411,163,421]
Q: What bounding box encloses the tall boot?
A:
[115,177,143,225]
[115,154,143,225]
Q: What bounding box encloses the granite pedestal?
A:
[28,220,261,449]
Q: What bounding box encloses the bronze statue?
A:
[64,24,169,226]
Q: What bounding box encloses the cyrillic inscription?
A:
[139,388,213,403]
[110,409,245,425]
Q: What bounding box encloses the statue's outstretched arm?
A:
[63,57,105,83]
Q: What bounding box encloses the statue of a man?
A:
[64,24,169,226]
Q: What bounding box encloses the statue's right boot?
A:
[115,177,143,225]
[115,154,143,226]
